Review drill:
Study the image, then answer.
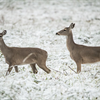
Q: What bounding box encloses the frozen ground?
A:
[0,0,100,100]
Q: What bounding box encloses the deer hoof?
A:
[34,70,38,74]
[47,69,51,74]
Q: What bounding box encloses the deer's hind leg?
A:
[32,52,51,74]
[37,59,51,74]
[37,63,51,73]
[14,66,18,72]
[30,64,38,74]
[37,54,51,74]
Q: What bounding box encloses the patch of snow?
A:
[0,0,100,100]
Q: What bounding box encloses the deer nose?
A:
[56,33,59,35]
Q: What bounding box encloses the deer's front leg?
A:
[76,62,81,73]
[6,65,13,75]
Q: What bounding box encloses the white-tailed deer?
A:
[56,23,100,73]
[0,30,51,75]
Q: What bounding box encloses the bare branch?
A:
[94,71,100,77]
[48,67,68,76]
[68,66,77,74]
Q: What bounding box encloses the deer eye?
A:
[64,29,66,31]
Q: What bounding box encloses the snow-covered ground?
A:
[0,0,100,99]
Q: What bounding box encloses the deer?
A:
[0,30,51,75]
[56,23,100,73]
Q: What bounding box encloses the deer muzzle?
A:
[56,33,60,35]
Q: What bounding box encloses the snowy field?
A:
[0,0,100,100]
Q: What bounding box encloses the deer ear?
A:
[2,30,7,35]
[69,23,75,29]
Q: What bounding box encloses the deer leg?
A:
[14,66,18,72]
[76,62,81,73]
[6,66,13,75]
[37,54,51,73]
[30,64,38,74]
[37,63,51,74]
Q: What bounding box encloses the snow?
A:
[0,0,100,100]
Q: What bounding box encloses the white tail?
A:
[0,30,51,75]
[56,23,100,73]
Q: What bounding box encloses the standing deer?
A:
[56,23,100,73]
[0,30,51,75]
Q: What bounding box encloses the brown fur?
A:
[56,23,100,73]
[0,30,51,75]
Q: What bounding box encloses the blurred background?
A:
[0,0,100,100]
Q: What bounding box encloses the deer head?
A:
[0,30,6,37]
[0,30,7,47]
[56,23,75,36]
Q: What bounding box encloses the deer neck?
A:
[66,31,76,51]
[0,39,11,57]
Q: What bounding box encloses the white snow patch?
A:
[0,0,100,100]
